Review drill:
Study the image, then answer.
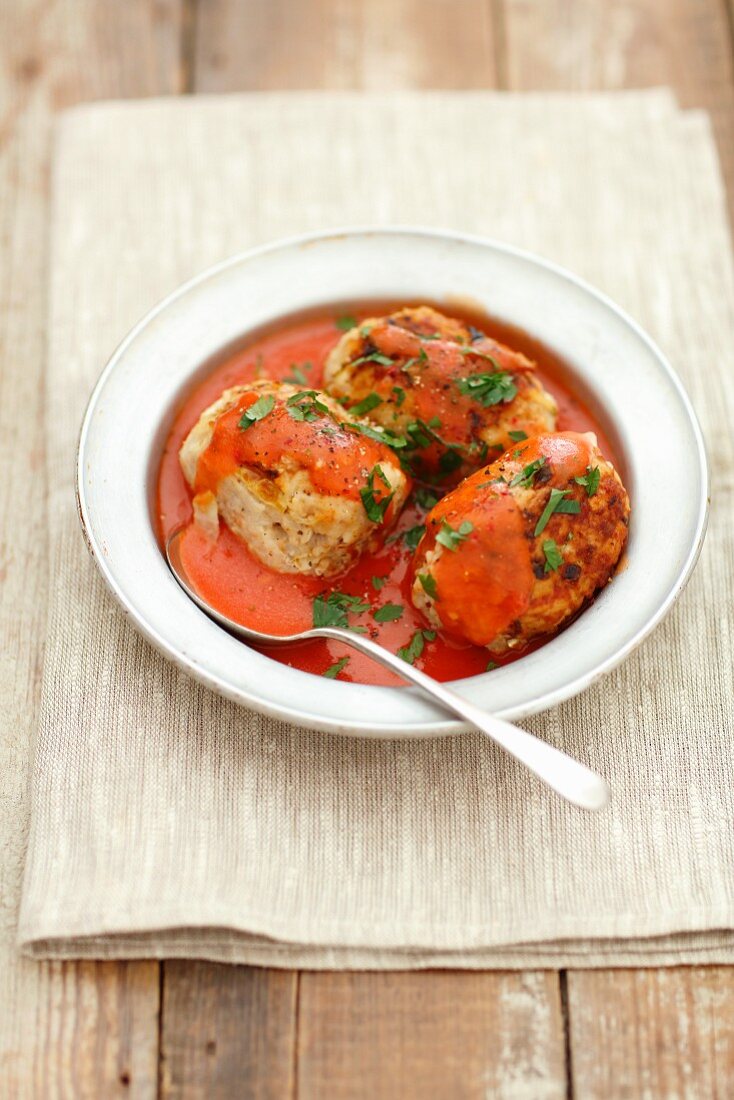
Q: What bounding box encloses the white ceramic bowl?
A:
[77,228,708,736]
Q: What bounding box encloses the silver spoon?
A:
[167,529,610,811]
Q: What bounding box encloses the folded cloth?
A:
[18,90,734,966]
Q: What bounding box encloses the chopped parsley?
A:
[322,656,350,679]
[436,519,473,551]
[351,350,394,368]
[458,345,503,370]
[349,392,382,416]
[534,488,581,536]
[371,575,387,591]
[508,429,528,442]
[285,389,330,422]
[238,393,275,430]
[510,457,546,488]
[348,421,408,449]
[486,661,498,671]
[415,487,440,511]
[373,603,404,623]
[457,371,517,407]
[542,538,564,573]
[397,629,436,665]
[360,465,394,523]
[438,447,463,476]
[402,347,431,369]
[312,592,369,631]
[283,361,312,384]
[403,524,425,551]
[405,418,441,449]
[335,314,357,331]
[470,439,490,463]
[575,465,601,497]
[401,417,465,476]
[392,385,406,407]
[418,573,438,599]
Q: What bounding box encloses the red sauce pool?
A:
[157,303,619,686]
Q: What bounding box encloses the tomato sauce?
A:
[156,302,619,686]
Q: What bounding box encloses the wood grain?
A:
[297,971,567,1099]
[29,961,160,1099]
[0,1,183,1096]
[193,0,498,90]
[567,967,734,1098]
[159,963,298,1100]
[503,0,734,221]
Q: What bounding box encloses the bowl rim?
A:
[76,225,710,736]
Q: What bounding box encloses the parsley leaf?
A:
[360,465,394,524]
[574,465,601,497]
[415,487,440,511]
[402,419,464,477]
[238,394,275,430]
[283,361,312,385]
[323,656,350,679]
[371,575,386,591]
[312,592,369,631]
[534,488,581,536]
[392,385,406,406]
[542,538,564,573]
[436,519,473,551]
[403,524,425,551]
[438,447,463,476]
[405,419,437,449]
[347,421,409,449]
[418,573,438,599]
[486,660,498,671]
[458,345,503,370]
[457,371,517,407]
[508,429,528,442]
[349,392,382,416]
[335,314,357,331]
[510,457,546,487]
[471,439,490,463]
[351,351,394,367]
[286,390,331,422]
[373,603,404,623]
[398,629,435,664]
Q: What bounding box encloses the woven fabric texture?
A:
[18,90,734,967]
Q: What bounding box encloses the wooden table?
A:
[2,2,734,1096]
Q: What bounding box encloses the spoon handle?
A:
[316,628,610,812]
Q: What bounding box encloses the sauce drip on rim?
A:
[157,304,620,686]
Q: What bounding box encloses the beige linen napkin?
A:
[18,90,734,967]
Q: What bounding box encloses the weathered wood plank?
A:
[159,962,298,1100]
[193,0,498,90]
[29,961,160,1099]
[567,967,734,1098]
[0,2,183,1096]
[297,971,567,1099]
[502,0,734,221]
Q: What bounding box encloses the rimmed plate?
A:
[77,228,708,736]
